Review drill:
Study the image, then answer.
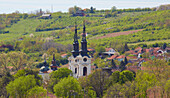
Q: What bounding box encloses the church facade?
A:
[68,22,91,78]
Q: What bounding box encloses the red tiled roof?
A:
[105,48,113,52]
[126,56,137,60]
[107,55,118,60]
[153,47,160,51]
[116,55,125,59]
[61,53,67,57]
[135,47,142,50]
[87,48,95,51]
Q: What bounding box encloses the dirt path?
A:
[95,29,143,39]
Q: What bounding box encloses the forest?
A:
[0,5,170,98]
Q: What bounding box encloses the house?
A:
[102,48,116,56]
[116,55,125,61]
[61,54,68,58]
[134,47,143,53]
[73,10,85,16]
[41,14,51,19]
[107,55,118,60]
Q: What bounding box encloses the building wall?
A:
[68,56,91,78]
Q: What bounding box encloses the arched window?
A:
[83,67,87,76]
[75,68,77,74]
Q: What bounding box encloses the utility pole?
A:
[51,5,53,13]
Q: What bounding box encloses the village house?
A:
[61,53,68,58]
[41,14,52,19]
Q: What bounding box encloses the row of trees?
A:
[0,55,169,98]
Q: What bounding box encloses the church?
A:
[68,22,91,78]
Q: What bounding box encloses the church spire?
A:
[71,22,79,57]
[82,20,86,41]
[80,20,88,56]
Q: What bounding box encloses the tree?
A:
[0,53,9,73]
[47,47,58,55]
[53,76,81,97]
[142,59,169,80]
[124,57,128,65]
[111,6,116,12]
[88,69,110,97]
[48,68,72,93]
[162,43,167,49]
[124,43,129,52]
[104,83,123,98]
[8,51,28,71]
[68,7,74,14]
[135,71,157,97]
[110,71,120,86]
[14,69,42,86]
[6,75,37,98]
[0,72,13,97]
[111,59,116,69]
[119,61,126,71]
[90,6,95,13]
[27,86,47,98]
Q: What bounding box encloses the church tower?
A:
[68,21,91,78]
[71,23,79,57]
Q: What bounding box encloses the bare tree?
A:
[0,53,9,73]
[8,51,28,71]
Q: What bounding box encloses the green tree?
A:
[6,75,37,98]
[162,43,167,49]
[0,53,9,73]
[48,68,72,93]
[135,71,157,97]
[27,86,47,98]
[53,76,81,97]
[0,72,14,97]
[14,69,42,86]
[8,51,28,71]
[111,59,117,68]
[104,83,123,98]
[165,80,170,98]
[124,57,128,65]
[119,61,126,71]
[90,6,95,13]
[124,43,129,52]
[111,6,116,12]
[88,69,110,97]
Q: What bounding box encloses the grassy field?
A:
[128,39,170,46]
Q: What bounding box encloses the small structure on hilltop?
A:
[68,21,91,78]
[41,14,52,19]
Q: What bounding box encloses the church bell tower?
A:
[68,21,91,78]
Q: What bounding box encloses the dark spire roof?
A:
[80,20,89,57]
[71,22,79,57]
[74,22,78,42]
[82,20,86,41]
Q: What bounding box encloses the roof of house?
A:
[107,55,118,60]
[42,14,51,17]
[126,56,138,60]
[87,48,95,51]
[105,48,113,52]
[116,55,125,59]
[61,53,67,57]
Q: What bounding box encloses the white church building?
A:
[68,22,91,78]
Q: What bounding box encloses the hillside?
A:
[0,9,169,54]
